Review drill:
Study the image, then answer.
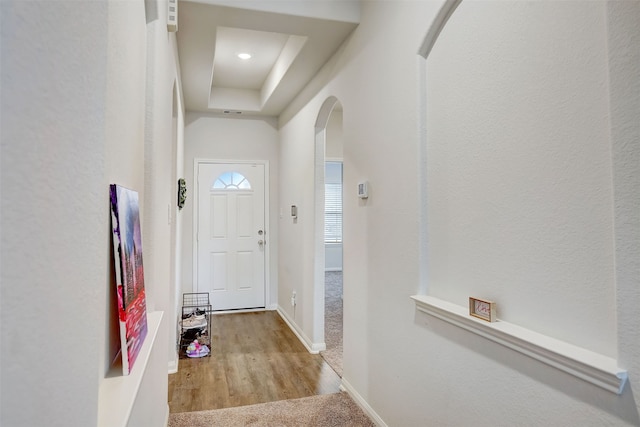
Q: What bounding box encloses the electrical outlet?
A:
[291,291,297,307]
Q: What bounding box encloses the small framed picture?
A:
[469,297,496,322]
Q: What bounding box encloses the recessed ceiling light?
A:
[237,53,252,60]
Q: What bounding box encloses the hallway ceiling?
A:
[177,1,360,117]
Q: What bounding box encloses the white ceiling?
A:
[213,27,290,90]
[177,0,360,116]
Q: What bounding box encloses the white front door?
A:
[197,162,266,310]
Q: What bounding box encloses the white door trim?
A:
[312,96,341,348]
[192,158,270,309]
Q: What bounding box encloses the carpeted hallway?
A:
[168,391,374,427]
[321,271,343,377]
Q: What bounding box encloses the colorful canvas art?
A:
[109,184,148,375]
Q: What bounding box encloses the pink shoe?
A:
[186,344,210,358]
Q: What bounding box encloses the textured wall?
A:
[278,111,317,334]
[278,0,640,425]
[608,0,640,407]
[103,0,148,377]
[182,113,280,307]
[326,109,344,159]
[426,0,616,356]
[1,2,108,425]
[1,0,182,424]
[142,0,185,375]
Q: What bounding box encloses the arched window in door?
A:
[212,171,252,191]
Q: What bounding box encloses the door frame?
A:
[192,158,271,310]
[312,96,341,349]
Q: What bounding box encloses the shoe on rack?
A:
[180,315,206,329]
[181,329,200,341]
[186,340,210,358]
[182,310,205,320]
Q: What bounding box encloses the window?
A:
[212,171,251,190]
[325,162,342,243]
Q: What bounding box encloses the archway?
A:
[312,96,343,375]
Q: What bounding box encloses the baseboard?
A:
[276,306,325,354]
[325,268,343,272]
[168,356,178,374]
[340,378,388,427]
[312,341,326,352]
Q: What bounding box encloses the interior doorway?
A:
[313,97,344,376]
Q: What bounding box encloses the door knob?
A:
[258,240,264,246]
[258,230,264,235]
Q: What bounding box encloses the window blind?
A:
[325,182,342,243]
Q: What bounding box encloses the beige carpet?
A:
[168,392,375,427]
[321,271,343,377]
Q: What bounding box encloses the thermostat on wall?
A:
[357,181,369,199]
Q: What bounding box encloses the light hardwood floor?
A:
[168,311,342,413]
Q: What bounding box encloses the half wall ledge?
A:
[411,295,628,394]
[98,311,165,427]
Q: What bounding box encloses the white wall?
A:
[278,110,318,337]
[172,82,187,373]
[142,1,186,375]
[108,0,181,422]
[1,0,183,425]
[103,0,148,378]
[326,108,344,159]
[1,3,109,425]
[607,0,640,412]
[182,113,280,307]
[198,0,360,23]
[278,0,640,425]
[427,0,615,357]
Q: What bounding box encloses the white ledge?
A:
[98,311,164,427]
[411,295,627,394]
